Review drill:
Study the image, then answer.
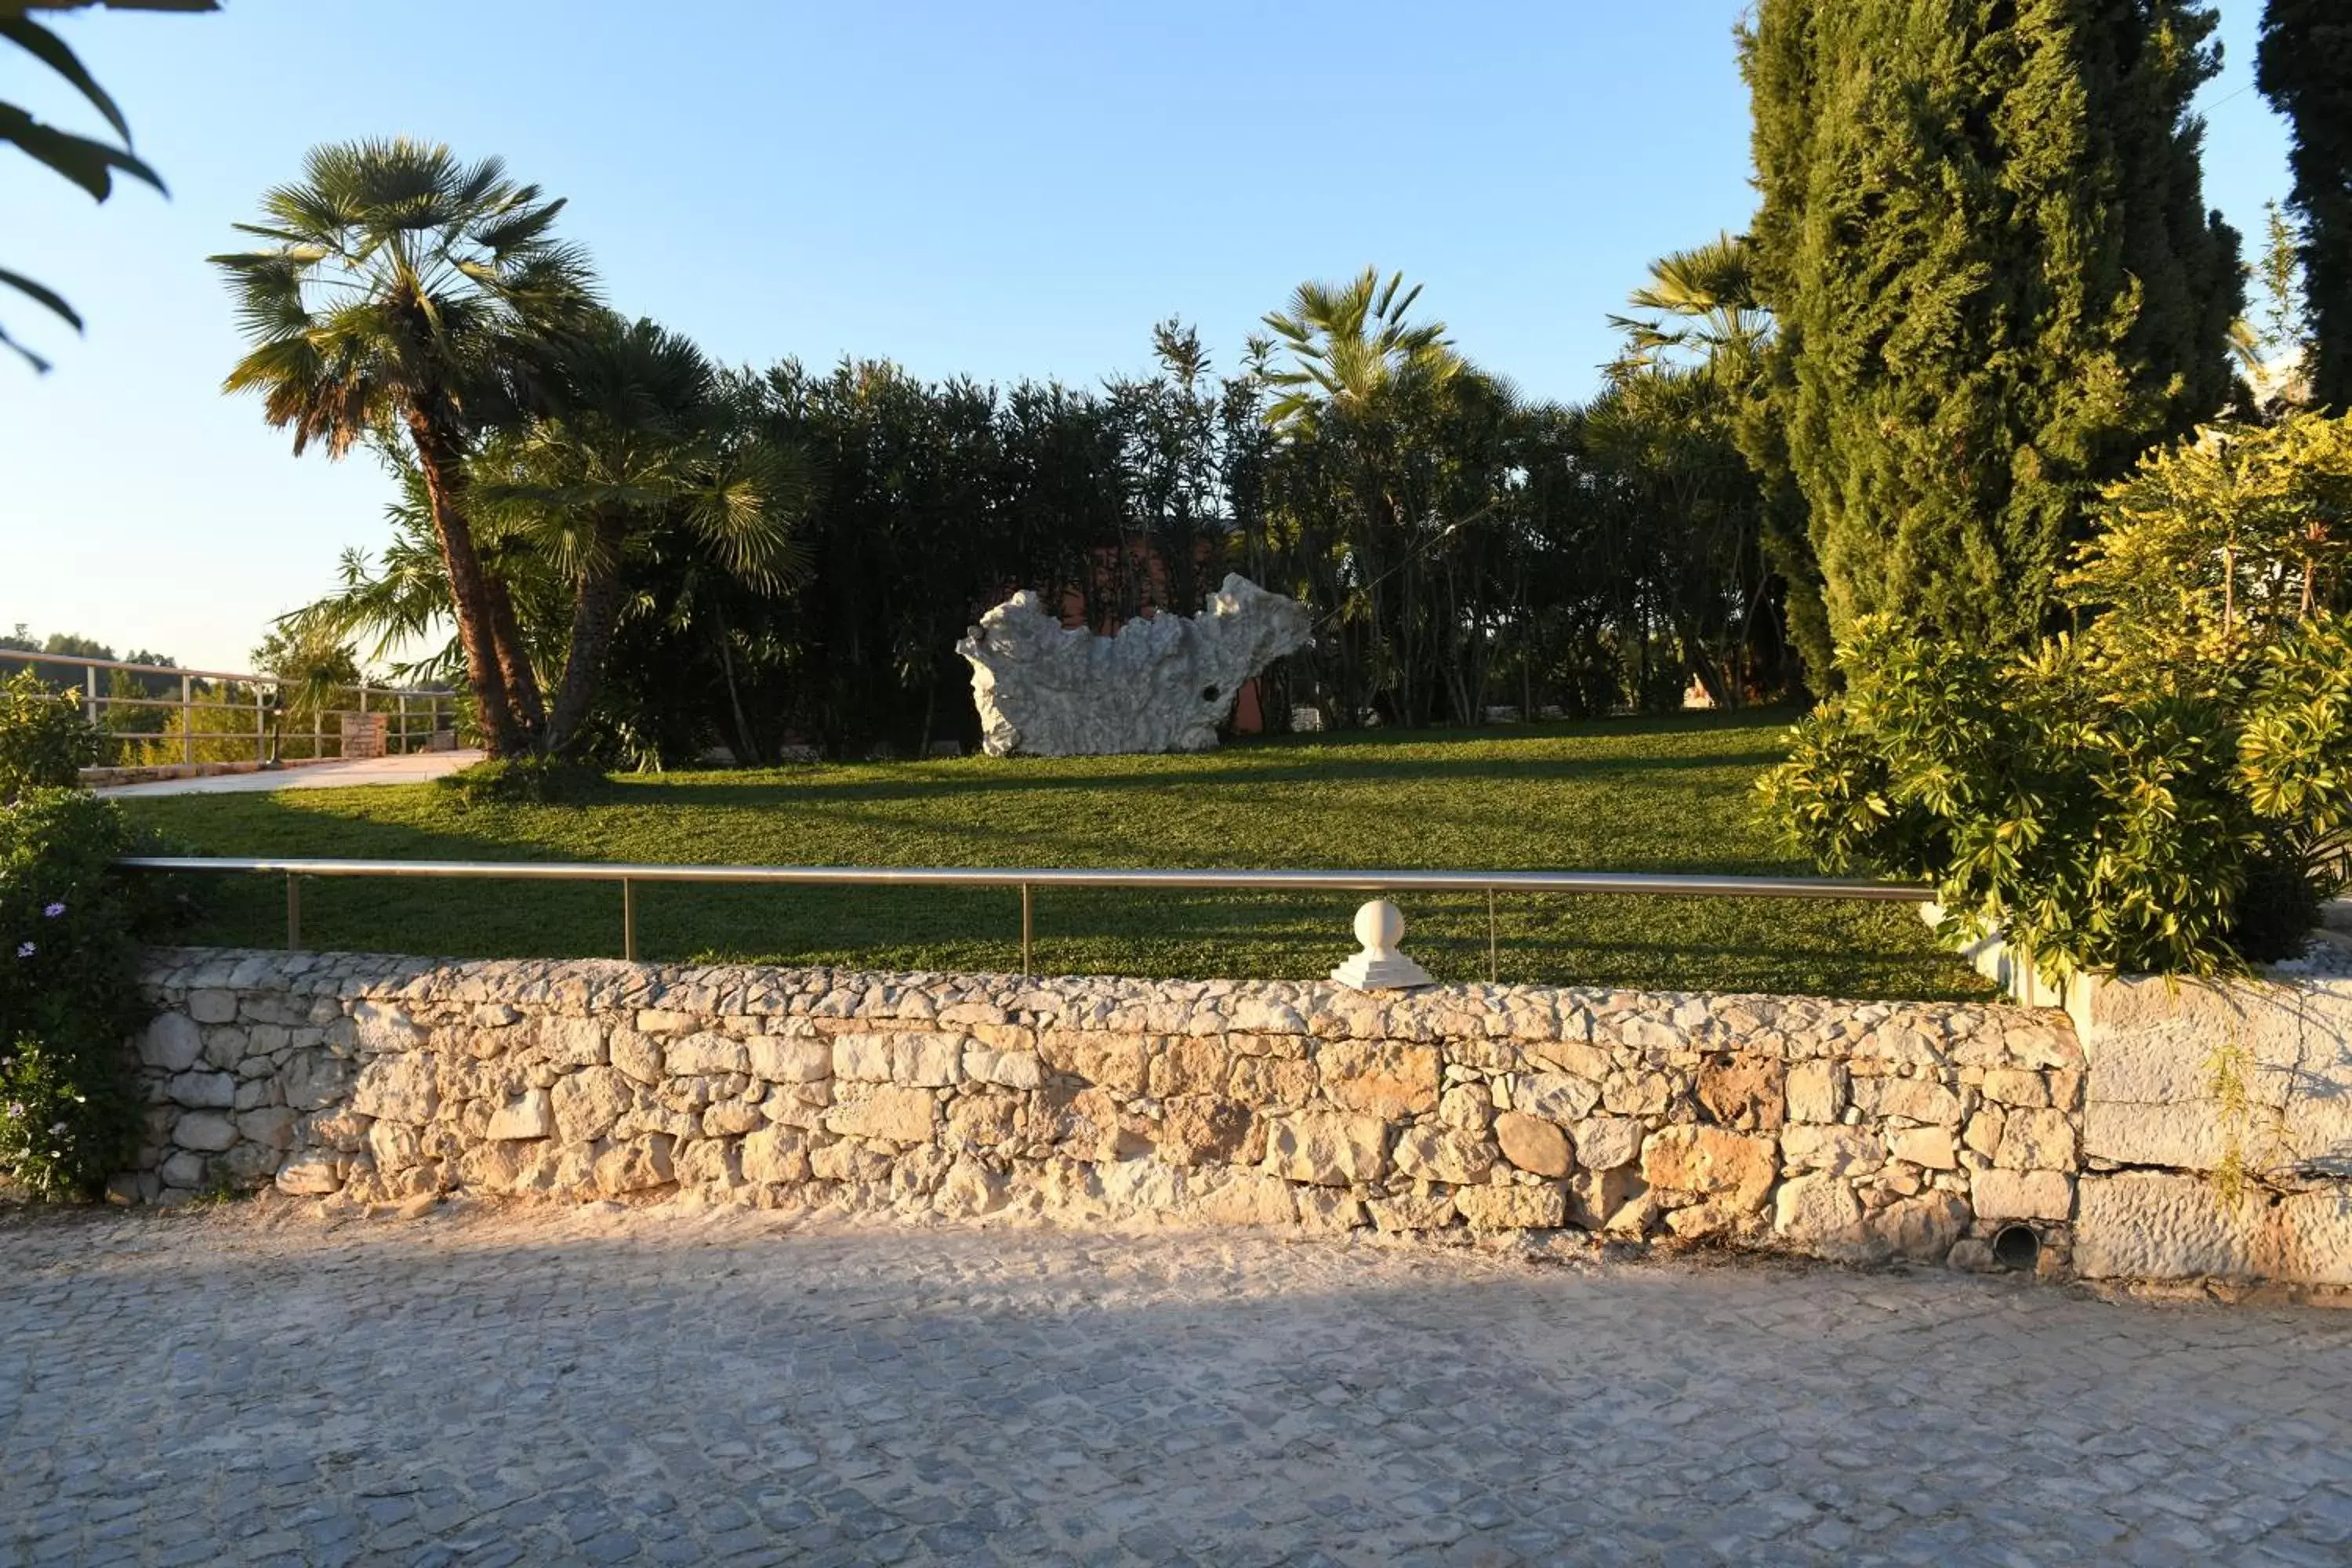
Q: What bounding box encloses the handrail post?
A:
[180,672,192,765]
[1021,883,1033,978]
[285,874,301,951]
[622,877,638,962]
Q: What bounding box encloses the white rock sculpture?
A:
[956,574,1311,757]
[1331,900,1435,992]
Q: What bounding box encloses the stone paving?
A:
[2,1201,2350,1566]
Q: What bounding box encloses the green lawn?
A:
[120,708,1988,1001]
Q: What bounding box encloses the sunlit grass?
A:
[122,707,1987,1000]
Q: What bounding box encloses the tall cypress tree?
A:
[2259,0,2352,412]
[1743,0,2244,650]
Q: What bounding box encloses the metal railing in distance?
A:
[0,648,456,765]
[117,855,1932,981]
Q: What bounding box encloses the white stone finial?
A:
[1330,898,1435,991]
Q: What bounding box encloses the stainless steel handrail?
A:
[118,855,1932,978]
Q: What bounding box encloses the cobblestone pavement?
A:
[3,1202,2350,1566]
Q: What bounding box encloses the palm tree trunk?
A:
[401,408,524,757]
[545,524,629,757]
[483,578,546,743]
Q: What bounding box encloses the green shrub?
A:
[0,790,144,1198]
[0,669,101,802]
[435,754,609,807]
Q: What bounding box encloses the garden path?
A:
[2,1201,2348,1565]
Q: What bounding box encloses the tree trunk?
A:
[401,407,524,757]
[483,577,546,744]
[544,520,630,757]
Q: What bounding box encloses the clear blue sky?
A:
[0,0,2295,673]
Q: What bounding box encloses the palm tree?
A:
[1260,267,1462,437]
[1605,233,1770,379]
[211,138,596,756]
[472,314,811,755]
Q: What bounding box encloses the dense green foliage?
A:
[121,712,1985,1000]
[2259,0,2352,411]
[1763,412,2352,980]
[0,668,100,801]
[0,789,143,1199]
[1742,0,2244,652]
[298,281,1795,762]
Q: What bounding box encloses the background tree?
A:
[2259,0,2352,411]
[1742,0,2245,653]
[2,0,214,371]
[212,139,597,757]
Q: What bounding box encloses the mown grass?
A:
[121,708,1987,1000]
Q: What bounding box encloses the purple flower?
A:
[13,942,31,960]
[41,902,64,919]
[47,1122,65,1137]
[4,1103,20,1120]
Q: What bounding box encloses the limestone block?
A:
[282,1051,354,1112]
[234,1106,298,1152]
[1641,1126,1775,1211]
[1438,1081,1492,1132]
[701,1100,764,1137]
[171,1112,238,1152]
[592,1134,674,1195]
[946,1090,1024,1150]
[1773,1172,1864,1251]
[350,1000,423,1053]
[1851,1076,1961,1126]
[2268,1190,2352,1286]
[1601,1069,1673,1117]
[1039,1031,1149,1094]
[666,1031,748,1076]
[350,1054,438,1124]
[486,1089,555,1141]
[832,1033,892,1082]
[741,1126,810,1185]
[1889,1125,1957,1171]
[274,1150,342,1196]
[1697,1053,1785,1131]
[1981,1067,2050,1108]
[957,573,1312,757]
[1316,1040,1439,1118]
[539,1016,606,1068]
[1994,1107,2076,1171]
[1454,1184,1567,1231]
[2082,1102,2229,1173]
[1148,1037,1230,1098]
[824,1084,938,1145]
[201,1026,246,1070]
[1196,1172,1298,1227]
[2074,1172,2252,1279]
[188,989,237,1025]
[1964,1109,2005,1160]
[158,1149,210,1189]
[1494,1111,1572,1178]
[1229,1054,1316,1105]
[1526,1038,1611,1080]
[303,1107,372,1152]
[891,1033,965,1087]
[1368,1191,1458,1232]
[1970,1168,2074,1222]
[609,1029,665,1085]
[1779,1123,1882,1175]
[1785,1060,1846,1124]
[1157,1096,1254,1167]
[1567,1116,1643,1172]
[933,1156,1010,1218]
[1568,1167,1648,1232]
[1392,1125,1496,1185]
[963,1045,1043,1091]
[633,1009,698,1034]
[140,1012,205,1073]
[550,1066,633,1143]
[1518,1072,1602,1123]
[741,1034,823,1083]
[1262,1111,1388,1186]
[168,1070,237,1109]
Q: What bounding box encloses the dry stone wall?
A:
[121,947,2085,1269]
